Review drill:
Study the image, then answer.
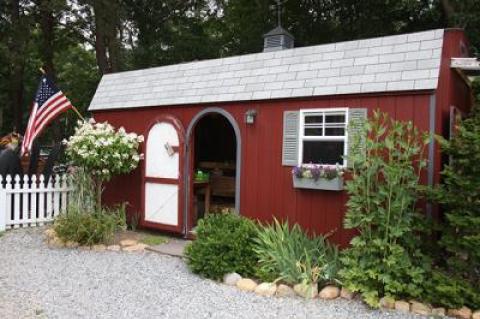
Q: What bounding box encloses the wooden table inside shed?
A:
[194,180,211,216]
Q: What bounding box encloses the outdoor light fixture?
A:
[245,109,257,124]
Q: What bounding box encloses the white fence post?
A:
[13,175,20,228]
[0,176,6,232]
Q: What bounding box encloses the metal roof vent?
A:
[263,0,294,52]
[263,26,294,52]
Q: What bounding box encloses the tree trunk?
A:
[8,0,26,133]
[93,0,109,74]
[38,0,62,142]
[440,0,456,26]
[96,178,103,211]
[92,0,122,74]
[38,0,56,78]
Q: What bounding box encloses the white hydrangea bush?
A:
[65,119,144,182]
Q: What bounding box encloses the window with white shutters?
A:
[299,108,348,166]
[282,108,367,167]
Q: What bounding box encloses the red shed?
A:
[89,28,473,246]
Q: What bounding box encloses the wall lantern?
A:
[245,109,257,124]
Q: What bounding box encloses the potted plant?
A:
[292,164,344,191]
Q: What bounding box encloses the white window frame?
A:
[298,107,349,167]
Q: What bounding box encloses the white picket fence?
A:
[0,174,73,231]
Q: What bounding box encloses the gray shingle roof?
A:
[89,29,444,111]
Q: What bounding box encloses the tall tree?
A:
[124,0,219,68]
[439,0,480,55]
[6,0,31,132]
[37,0,57,76]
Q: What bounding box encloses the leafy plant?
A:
[54,204,126,246]
[184,213,258,280]
[421,270,480,309]
[253,218,339,286]
[129,211,141,231]
[434,81,480,283]
[339,111,431,308]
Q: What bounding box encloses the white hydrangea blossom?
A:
[65,120,144,181]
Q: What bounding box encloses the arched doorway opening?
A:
[185,108,241,235]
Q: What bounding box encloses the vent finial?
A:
[263,1,294,52]
[276,0,282,27]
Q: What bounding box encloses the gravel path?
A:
[0,228,426,319]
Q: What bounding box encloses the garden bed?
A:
[44,227,168,252]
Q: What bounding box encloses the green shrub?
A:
[184,213,258,280]
[54,205,126,246]
[253,218,339,285]
[421,270,480,309]
[339,111,431,308]
[434,81,480,283]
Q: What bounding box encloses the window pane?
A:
[304,127,323,136]
[325,127,345,136]
[305,115,323,124]
[325,114,345,124]
[302,141,344,165]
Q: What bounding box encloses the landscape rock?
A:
[254,283,277,297]
[44,228,56,240]
[394,300,410,313]
[410,301,431,316]
[293,283,318,299]
[122,243,148,252]
[447,306,472,319]
[92,244,106,252]
[472,310,480,319]
[107,245,121,251]
[432,307,446,316]
[236,278,257,292]
[276,284,295,298]
[48,236,64,248]
[65,241,79,248]
[318,285,340,300]
[223,273,242,286]
[379,296,395,309]
[340,287,355,300]
[119,239,138,247]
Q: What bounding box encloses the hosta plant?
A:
[339,111,431,308]
[64,119,144,209]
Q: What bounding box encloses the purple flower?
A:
[310,165,321,181]
[292,166,303,178]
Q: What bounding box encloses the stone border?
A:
[44,229,149,253]
[222,273,480,319]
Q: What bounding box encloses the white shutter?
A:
[282,111,299,166]
[347,108,368,168]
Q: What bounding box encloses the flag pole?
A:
[38,67,85,121]
[70,106,85,121]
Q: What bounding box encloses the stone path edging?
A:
[222,272,479,319]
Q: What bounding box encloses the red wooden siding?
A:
[95,92,433,247]
[435,29,472,186]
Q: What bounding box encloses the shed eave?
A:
[89,87,438,112]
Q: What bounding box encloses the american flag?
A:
[21,75,73,155]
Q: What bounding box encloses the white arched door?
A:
[143,120,184,233]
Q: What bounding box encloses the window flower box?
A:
[292,164,344,191]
